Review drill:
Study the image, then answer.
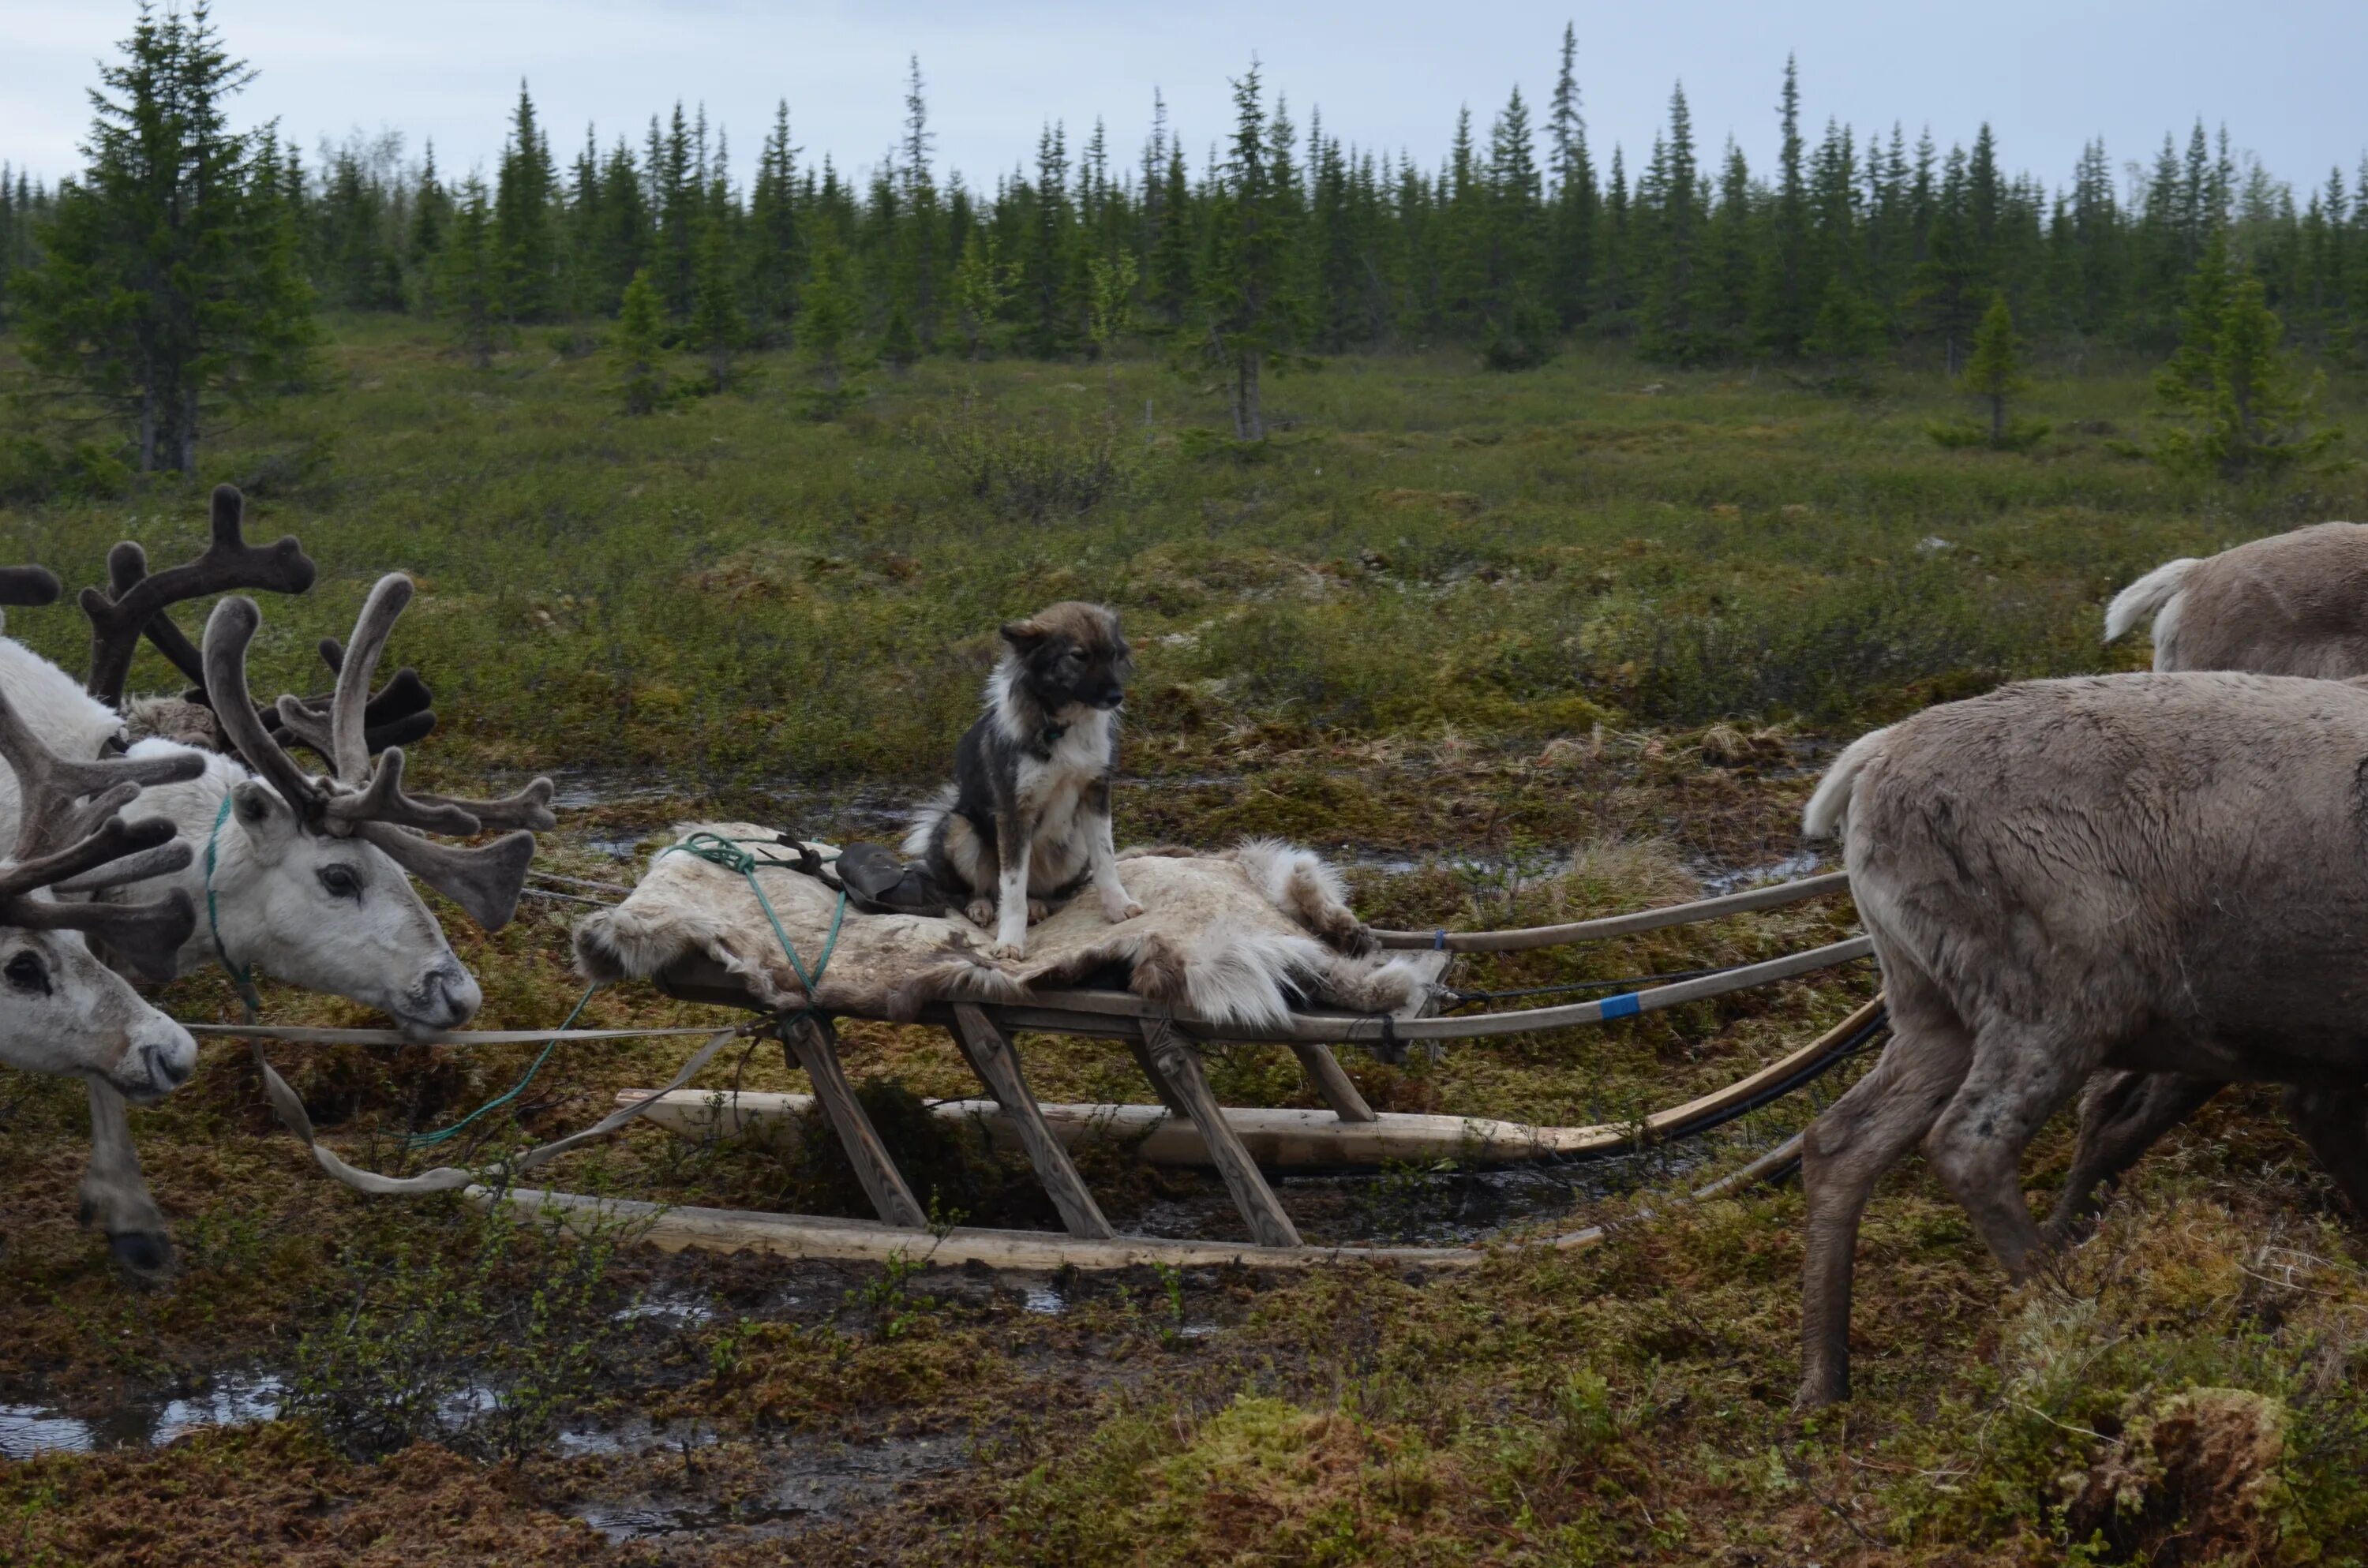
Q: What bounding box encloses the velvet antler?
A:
[0,566,62,608]
[202,580,554,930]
[81,484,316,709]
[0,687,200,978]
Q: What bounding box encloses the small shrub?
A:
[0,432,133,503]
[920,395,1146,521]
[285,1206,631,1461]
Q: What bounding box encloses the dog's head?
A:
[1001,602,1133,713]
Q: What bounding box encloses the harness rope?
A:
[197,806,751,1197]
[657,832,847,1030]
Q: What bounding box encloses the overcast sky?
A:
[3,1,2362,200]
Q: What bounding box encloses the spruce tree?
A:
[746,101,802,337]
[494,81,559,320]
[952,229,1010,358]
[797,239,862,410]
[1545,23,1596,328]
[2155,269,2340,477]
[880,298,919,373]
[1964,292,2027,444]
[1146,141,1195,330]
[1637,83,1702,364]
[1929,290,2048,448]
[613,268,665,414]
[686,209,744,390]
[1479,85,1553,369]
[1195,63,1306,438]
[15,2,316,473]
[1750,56,1811,356]
[438,174,504,367]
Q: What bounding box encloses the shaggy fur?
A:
[577,826,1433,1030]
[2074,522,2368,1253]
[2103,521,2368,675]
[1793,672,2368,1407]
[904,602,1141,959]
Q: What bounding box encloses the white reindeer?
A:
[0,496,551,1273]
[0,567,198,1101]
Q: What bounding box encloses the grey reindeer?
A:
[1793,671,2368,1406]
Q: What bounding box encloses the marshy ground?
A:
[3,325,2366,1563]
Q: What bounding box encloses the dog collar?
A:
[1036,721,1070,751]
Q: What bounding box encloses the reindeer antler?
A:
[268,641,437,760]
[0,566,62,608]
[0,687,202,979]
[81,484,316,709]
[203,581,555,931]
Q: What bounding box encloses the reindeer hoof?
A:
[965,898,996,926]
[107,1230,175,1282]
[1792,1374,1847,1413]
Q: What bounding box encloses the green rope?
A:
[403,982,598,1147]
[658,831,846,1025]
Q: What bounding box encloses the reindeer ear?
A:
[229,778,300,863]
[999,619,1048,654]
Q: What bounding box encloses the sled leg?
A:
[1287,1042,1377,1124]
[1139,1017,1302,1248]
[950,1005,1115,1240]
[783,1016,925,1229]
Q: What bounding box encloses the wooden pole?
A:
[1139,1016,1302,1248]
[1287,1042,1377,1123]
[784,1016,925,1229]
[950,1004,1115,1240]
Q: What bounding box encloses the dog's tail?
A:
[1802,726,1891,842]
[2104,556,2199,645]
[901,784,958,860]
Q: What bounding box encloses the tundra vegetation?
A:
[3,9,2368,1565]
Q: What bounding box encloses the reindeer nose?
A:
[144,1042,193,1089]
[420,960,482,1029]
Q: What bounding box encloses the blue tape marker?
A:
[1599,992,1643,1020]
[1433,929,1448,950]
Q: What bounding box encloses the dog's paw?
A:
[1103,897,1144,923]
[988,938,1027,961]
[1026,899,1050,925]
[965,898,996,926]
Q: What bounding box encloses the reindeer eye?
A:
[4,952,48,996]
[317,865,362,900]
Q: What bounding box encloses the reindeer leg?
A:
[2283,1083,2368,1222]
[80,1080,173,1279]
[2044,1069,2225,1247]
[1797,973,1973,1409]
[1922,1025,2095,1284]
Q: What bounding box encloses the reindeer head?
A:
[0,667,200,1102]
[197,575,556,1039]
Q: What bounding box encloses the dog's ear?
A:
[1000,619,1049,655]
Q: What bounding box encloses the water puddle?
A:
[0,1405,97,1458]
[0,1372,288,1459]
[1695,849,1827,896]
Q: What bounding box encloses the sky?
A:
[3,0,2363,201]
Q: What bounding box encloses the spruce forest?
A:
[7,35,2368,400]
[6,8,2368,1566]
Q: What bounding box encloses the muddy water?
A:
[0,1372,287,1458]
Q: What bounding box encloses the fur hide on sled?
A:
[572,826,1441,1029]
